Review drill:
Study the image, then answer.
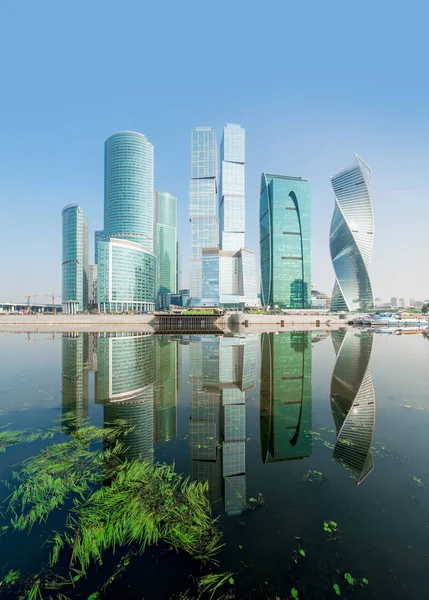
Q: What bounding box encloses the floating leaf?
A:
[229,577,235,585]
[362,578,369,585]
[291,588,299,598]
[344,572,354,584]
[87,594,99,600]
[299,549,306,557]
[333,583,341,596]
[238,545,243,550]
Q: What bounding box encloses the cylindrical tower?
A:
[104,131,154,253]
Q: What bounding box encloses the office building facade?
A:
[94,230,104,264]
[219,124,245,251]
[330,154,374,312]
[97,238,156,312]
[62,204,89,314]
[260,174,311,308]
[189,127,218,302]
[155,191,177,306]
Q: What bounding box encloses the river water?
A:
[0,329,428,599]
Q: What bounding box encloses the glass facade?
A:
[155,191,177,305]
[201,248,260,308]
[154,338,177,443]
[330,155,374,312]
[94,230,104,264]
[88,264,98,304]
[330,330,375,484]
[260,174,311,308]
[97,238,156,312]
[62,204,88,313]
[189,127,218,302]
[219,123,245,251]
[260,332,312,463]
[104,131,154,253]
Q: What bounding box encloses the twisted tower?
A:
[330,330,375,484]
[329,155,374,311]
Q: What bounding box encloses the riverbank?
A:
[0,312,349,333]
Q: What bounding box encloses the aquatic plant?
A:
[1,417,224,598]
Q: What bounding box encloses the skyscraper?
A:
[330,155,374,312]
[260,175,311,308]
[98,131,156,312]
[62,204,88,314]
[219,124,245,251]
[176,240,181,293]
[155,191,177,306]
[189,127,218,302]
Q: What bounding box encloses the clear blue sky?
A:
[1,0,428,304]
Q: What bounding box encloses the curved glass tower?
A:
[104,131,154,253]
[330,330,375,484]
[329,154,374,312]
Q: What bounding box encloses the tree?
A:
[422,304,429,314]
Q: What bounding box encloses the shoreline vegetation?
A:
[0,416,232,599]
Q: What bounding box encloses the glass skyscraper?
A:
[94,230,105,264]
[62,203,88,314]
[104,131,154,252]
[155,191,177,305]
[329,155,374,312]
[189,127,218,302]
[98,131,156,311]
[219,123,245,251]
[260,174,311,308]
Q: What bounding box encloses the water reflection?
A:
[260,332,313,463]
[189,334,258,515]
[61,329,375,514]
[330,330,375,484]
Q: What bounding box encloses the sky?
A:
[0,0,428,304]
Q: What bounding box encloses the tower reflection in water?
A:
[330,330,375,484]
[61,333,92,433]
[189,334,258,515]
[260,332,313,463]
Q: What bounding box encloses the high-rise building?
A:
[398,297,406,308]
[391,297,397,308]
[330,155,374,312]
[260,332,312,463]
[62,204,88,314]
[199,123,259,309]
[155,191,177,306]
[189,127,218,302]
[330,330,375,485]
[176,240,181,293]
[219,124,245,251]
[260,175,311,308]
[98,131,156,312]
[94,230,105,264]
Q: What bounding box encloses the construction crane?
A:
[24,294,38,310]
[45,293,60,314]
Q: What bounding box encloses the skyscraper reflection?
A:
[330,330,375,484]
[189,334,257,515]
[260,332,312,463]
[95,333,156,461]
[61,333,92,432]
